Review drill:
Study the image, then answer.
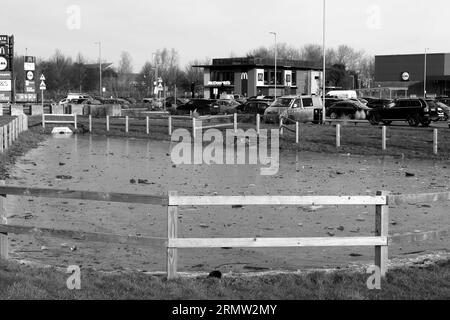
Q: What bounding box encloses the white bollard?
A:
[336,123,341,148]
[433,129,438,155]
[168,116,172,135]
[296,122,299,144]
[382,126,387,151]
[106,115,109,132]
[280,118,284,135]
[89,115,92,132]
[234,113,237,133]
[192,118,196,139]
[146,116,149,134]
[125,116,129,133]
[74,114,77,130]
[42,113,45,129]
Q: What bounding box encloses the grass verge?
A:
[1,259,449,299]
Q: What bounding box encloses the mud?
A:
[4,134,450,273]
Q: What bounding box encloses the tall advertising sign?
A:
[0,35,12,103]
[24,56,37,102]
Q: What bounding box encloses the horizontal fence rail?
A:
[0,185,168,205]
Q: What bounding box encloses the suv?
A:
[368,98,439,127]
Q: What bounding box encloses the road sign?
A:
[26,71,34,80]
[40,74,45,81]
[0,57,7,71]
[40,80,46,90]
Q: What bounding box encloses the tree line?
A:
[13,43,374,101]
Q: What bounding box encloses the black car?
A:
[326,100,371,120]
[368,98,439,127]
[236,99,271,115]
[324,97,345,108]
[366,98,392,109]
[175,99,218,115]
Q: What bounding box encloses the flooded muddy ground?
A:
[4,134,450,273]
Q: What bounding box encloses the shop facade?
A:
[375,53,450,97]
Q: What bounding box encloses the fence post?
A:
[0,127,3,153]
[42,113,45,129]
[280,117,284,135]
[167,191,178,280]
[106,115,110,132]
[74,114,78,130]
[336,123,341,148]
[146,116,149,135]
[192,118,196,139]
[125,116,129,133]
[382,126,387,151]
[88,115,92,132]
[296,122,299,144]
[168,116,172,135]
[8,123,12,146]
[375,190,389,278]
[0,180,8,260]
[433,129,438,155]
[256,114,260,135]
[3,126,7,150]
[234,113,237,133]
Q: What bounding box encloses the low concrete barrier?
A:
[10,105,24,116]
[30,105,44,115]
[51,104,64,114]
[69,104,84,115]
[105,104,122,116]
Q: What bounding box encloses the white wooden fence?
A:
[0,115,29,153]
[42,114,77,130]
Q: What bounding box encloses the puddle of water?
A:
[5,134,450,273]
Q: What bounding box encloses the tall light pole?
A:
[94,41,102,97]
[269,32,277,99]
[424,48,429,98]
[322,0,326,124]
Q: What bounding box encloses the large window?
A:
[210,71,234,84]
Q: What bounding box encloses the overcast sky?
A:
[1,0,449,72]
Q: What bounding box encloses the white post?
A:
[382,126,387,151]
[146,116,149,134]
[375,190,389,278]
[89,115,92,132]
[256,114,260,135]
[0,180,8,260]
[192,118,196,139]
[168,116,172,135]
[296,121,299,144]
[125,116,129,133]
[336,123,341,148]
[106,115,109,132]
[234,113,237,133]
[42,113,45,129]
[433,129,438,155]
[74,114,77,130]
[280,117,284,135]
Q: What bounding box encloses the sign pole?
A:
[41,89,43,108]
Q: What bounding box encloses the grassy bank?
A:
[1,258,449,299]
[30,115,450,160]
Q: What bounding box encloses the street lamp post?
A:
[424,48,429,98]
[269,32,277,99]
[94,41,102,97]
[322,0,326,124]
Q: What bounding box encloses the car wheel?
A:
[368,113,380,125]
[407,114,420,127]
[420,119,431,127]
[382,120,392,125]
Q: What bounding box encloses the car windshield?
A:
[270,98,292,108]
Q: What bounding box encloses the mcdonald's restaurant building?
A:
[194,57,323,99]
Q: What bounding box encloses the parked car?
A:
[164,97,189,109]
[326,100,371,120]
[212,99,242,114]
[435,101,450,121]
[367,98,439,126]
[366,98,393,110]
[175,99,218,115]
[236,99,272,115]
[325,97,344,108]
[264,95,322,123]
